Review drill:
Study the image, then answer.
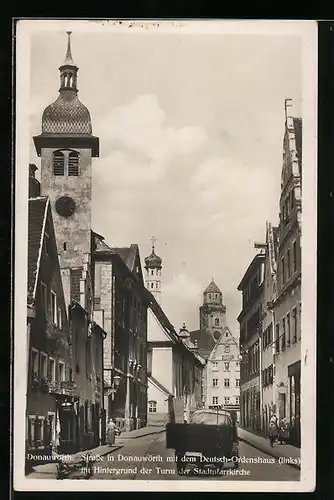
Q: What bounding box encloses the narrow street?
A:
[91,432,300,481]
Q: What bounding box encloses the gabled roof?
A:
[114,246,137,271]
[237,253,265,291]
[149,376,173,397]
[92,231,144,285]
[189,329,216,359]
[28,197,49,299]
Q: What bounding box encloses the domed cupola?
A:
[144,240,162,270]
[41,31,92,135]
[178,322,190,339]
[34,31,99,157]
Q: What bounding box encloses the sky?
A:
[28,22,302,335]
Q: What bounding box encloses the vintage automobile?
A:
[166,408,239,475]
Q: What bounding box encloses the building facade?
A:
[206,327,240,421]
[93,232,148,432]
[260,222,279,435]
[237,254,265,432]
[26,196,73,460]
[273,110,302,447]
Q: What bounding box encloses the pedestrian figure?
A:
[278,417,289,444]
[106,418,116,446]
[268,414,278,447]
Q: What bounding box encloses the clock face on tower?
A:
[55,196,76,217]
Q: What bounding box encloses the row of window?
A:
[147,281,161,289]
[212,396,240,406]
[243,265,264,306]
[53,150,79,176]
[27,414,51,448]
[31,348,66,383]
[41,282,63,328]
[281,187,295,226]
[275,305,300,354]
[147,269,161,276]
[212,378,240,388]
[262,364,274,388]
[280,240,298,286]
[211,361,240,371]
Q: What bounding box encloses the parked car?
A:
[166,408,239,475]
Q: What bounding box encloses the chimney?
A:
[28,164,40,198]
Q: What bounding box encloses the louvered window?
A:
[68,151,79,176]
[53,151,65,175]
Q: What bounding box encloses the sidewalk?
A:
[238,427,301,469]
[118,425,165,440]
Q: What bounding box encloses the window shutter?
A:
[53,151,65,175]
[68,152,79,176]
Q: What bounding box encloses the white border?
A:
[14,19,317,492]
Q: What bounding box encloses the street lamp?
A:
[110,375,121,401]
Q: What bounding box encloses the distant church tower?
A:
[144,237,162,305]
[33,31,99,272]
[199,280,227,341]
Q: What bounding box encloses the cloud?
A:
[97,94,208,163]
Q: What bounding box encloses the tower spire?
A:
[59,31,78,93]
[151,236,157,252]
[63,31,75,66]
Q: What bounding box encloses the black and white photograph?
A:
[13,19,317,492]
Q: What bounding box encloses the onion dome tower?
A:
[144,237,162,305]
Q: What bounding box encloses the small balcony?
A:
[48,380,77,396]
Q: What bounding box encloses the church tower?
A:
[199,280,227,341]
[33,32,99,273]
[144,237,162,305]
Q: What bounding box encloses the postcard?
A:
[13,18,317,492]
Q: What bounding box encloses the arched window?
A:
[68,151,79,176]
[53,151,65,176]
[215,318,219,326]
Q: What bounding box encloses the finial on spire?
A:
[151,236,157,250]
[63,30,75,66]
